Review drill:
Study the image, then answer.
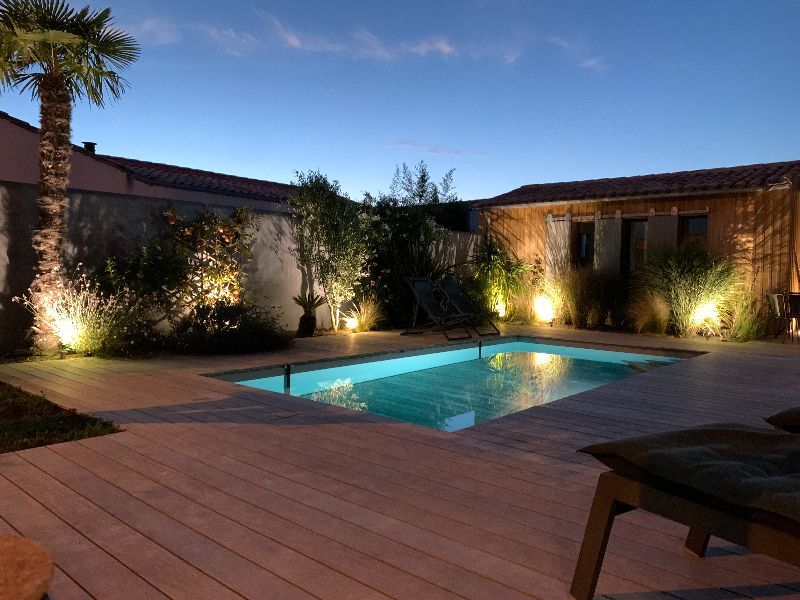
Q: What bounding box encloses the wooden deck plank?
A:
[2,328,800,599]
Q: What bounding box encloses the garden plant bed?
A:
[0,381,118,454]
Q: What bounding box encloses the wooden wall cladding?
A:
[480,188,796,298]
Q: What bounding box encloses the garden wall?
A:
[0,181,480,354]
[0,181,322,354]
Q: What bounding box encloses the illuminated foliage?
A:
[289,171,369,330]
[637,245,740,338]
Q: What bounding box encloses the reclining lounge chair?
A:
[437,278,500,337]
[570,424,800,600]
[404,277,472,341]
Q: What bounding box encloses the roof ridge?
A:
[514,160,800,191]
[100,155,295,189]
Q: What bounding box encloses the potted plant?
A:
[292,291,326,337]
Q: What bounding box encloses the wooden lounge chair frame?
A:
[569,470,800,600]
[404,277,472,341]
[437,278,500,337]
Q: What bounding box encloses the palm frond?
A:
[0,0,139,104]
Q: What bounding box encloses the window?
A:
[679,215,708,247]
[622,220,647,274]
[571,221,595,268]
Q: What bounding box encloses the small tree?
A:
[289,171,368,330]
[389,161,457,205]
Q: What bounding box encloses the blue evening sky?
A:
[3,1,800,201]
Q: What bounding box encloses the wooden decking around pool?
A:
[2,326,800,600]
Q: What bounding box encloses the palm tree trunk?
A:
[30,72,72,348]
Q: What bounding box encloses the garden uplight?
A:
[692,301,719,327]
[533,295,555,323]
[494,299,507,318]
[344,315,359,331]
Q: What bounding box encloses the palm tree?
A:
[0,0,138,347]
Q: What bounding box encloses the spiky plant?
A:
[0,0,139,348]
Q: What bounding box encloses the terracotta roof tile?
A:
[100,155,296,203]
[473,160,800,208]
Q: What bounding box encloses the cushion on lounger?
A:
[580,424,800,527]
[765,407,800,433]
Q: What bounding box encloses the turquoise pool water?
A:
[234,341,679,432]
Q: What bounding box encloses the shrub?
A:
[14,271,160,356]
[470,240,530,318]
[638,246,740,337]
[172,301,292,354]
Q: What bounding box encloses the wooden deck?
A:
[2,326,800,600]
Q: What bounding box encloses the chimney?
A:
[82,141,97,154]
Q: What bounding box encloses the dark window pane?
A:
[680,216,708,247]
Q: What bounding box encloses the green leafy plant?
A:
[172,301,292,354]
[470,240,530,318]
[637,245,740,337]
[292,291,326,337]
[289,171,369,330]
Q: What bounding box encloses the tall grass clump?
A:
[347,297,383,332]
[543,267,624,329]
[637,245,740,337]
[628,290,669,334]
[720,287,767,342]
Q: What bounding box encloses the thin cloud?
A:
[407,37,457,57]
[267,14,344,53]
[579,56,607,71]
[547,35,607,71]
[198,25,260,56]
[386,139,482,157]
[261,13,457,62]
[126,17,179,46]
[351,28,396,60]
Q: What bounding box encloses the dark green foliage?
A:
[173,301,292,355]
[0,381,118,453]
[289,171,369,329]
[361,197,450,326]
[292,291,326,337]
[389,161,457,205]
[469,240,530,317]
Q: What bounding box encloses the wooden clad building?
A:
[472,161,800,299]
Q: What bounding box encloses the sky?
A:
[3,0,800,201]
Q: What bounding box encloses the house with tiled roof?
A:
[472,161,800,299]
[0,111,305,353]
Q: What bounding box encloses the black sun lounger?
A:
[404,277,472,341]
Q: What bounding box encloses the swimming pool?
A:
[226,339,680,432]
